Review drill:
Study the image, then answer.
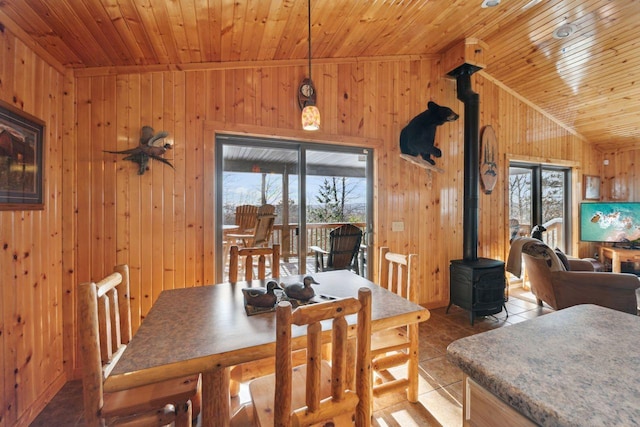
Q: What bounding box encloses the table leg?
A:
[612,252,621,273]
[203,368,230,427]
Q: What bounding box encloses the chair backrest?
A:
[522,252,558,308]
[257,203,275,216]
[235,205,259,233]
[327,224,363,270]
[517,238,566,308]
[378,247,419,304]
[229,244,280,282]
[78,265,132,425]
[252,211,276,247]
[274,287,372,426]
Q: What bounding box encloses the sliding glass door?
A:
[305,149,370,275]
[509,162,571,252]
[215,135,373,282]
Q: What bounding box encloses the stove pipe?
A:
[449,64,481,261]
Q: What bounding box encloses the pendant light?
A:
[298,0,320,131]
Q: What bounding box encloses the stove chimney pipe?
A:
[449,63,481,261]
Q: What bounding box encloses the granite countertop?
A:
[446,304,640,427]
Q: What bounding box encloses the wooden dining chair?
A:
[245,287,372,427]
[227,243,308,398]
[228,243,297,397]
[371,247,420,402]
[229,244,280,283]
[78,264,201,426]
[309,223,363,273]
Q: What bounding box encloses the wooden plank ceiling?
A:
[1,0,638,151]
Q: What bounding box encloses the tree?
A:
[261,173,282,205]
[308,177,363,223]
[509,170,565,224]
[541,170,564,223]
[509,172,531,224]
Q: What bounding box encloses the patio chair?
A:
[227,204,276,248]
[309,224,363,273]
[242,287,372,426]
[78,264,201,427]
[235,204,259,233]
[371,247,420,401]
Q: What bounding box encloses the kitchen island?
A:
[447,304,640,427]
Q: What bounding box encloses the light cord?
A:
[308,0,312,81]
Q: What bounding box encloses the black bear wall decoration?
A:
[399,101,459,166]
[105,126,174,175]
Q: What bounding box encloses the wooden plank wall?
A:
[0,30,65,426]
[601,149,640,203]
[69,58,599,331]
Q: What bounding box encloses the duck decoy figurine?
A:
[242,280,282,308]
[284,275,319,301]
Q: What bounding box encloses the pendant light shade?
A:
[301,104,321,131]
[299,0,320,131]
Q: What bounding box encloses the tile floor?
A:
[30,288,551,427]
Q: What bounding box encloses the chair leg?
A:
[174,400,192,427]
[229,376,241,398]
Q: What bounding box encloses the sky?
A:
[223,172,367,207]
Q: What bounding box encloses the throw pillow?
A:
[554,248,571,271]
[522,241,566,272]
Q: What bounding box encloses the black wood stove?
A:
[446,63,506,325]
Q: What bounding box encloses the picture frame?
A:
[583,175,601,201]
[0,100,45,210]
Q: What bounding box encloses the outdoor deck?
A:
[222,221,368,282]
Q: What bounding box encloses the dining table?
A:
[103,270,430,427]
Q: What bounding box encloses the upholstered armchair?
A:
[507,237,640,315]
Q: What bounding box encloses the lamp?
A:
[298,0,320,131]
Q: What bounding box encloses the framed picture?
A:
[583,175,601,201]
[0,100,45,210]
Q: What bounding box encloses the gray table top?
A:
[105,270,429,392]
[447,304,640,427]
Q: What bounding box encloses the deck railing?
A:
[542,218,564,249]
[270,222,366,260]
[510,218,563,249]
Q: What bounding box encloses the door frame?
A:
[506,154,579,255]
[204,121,381,284]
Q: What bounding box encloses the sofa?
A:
[507,237,640,315]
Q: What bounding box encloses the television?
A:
[579,202,640,246]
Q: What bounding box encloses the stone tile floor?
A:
[30,288,551,427]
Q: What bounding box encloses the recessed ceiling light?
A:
[523,0,542,10]
[553,24,577,39]
[481,0,500,7]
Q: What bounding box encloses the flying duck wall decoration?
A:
[105,126,174,175]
